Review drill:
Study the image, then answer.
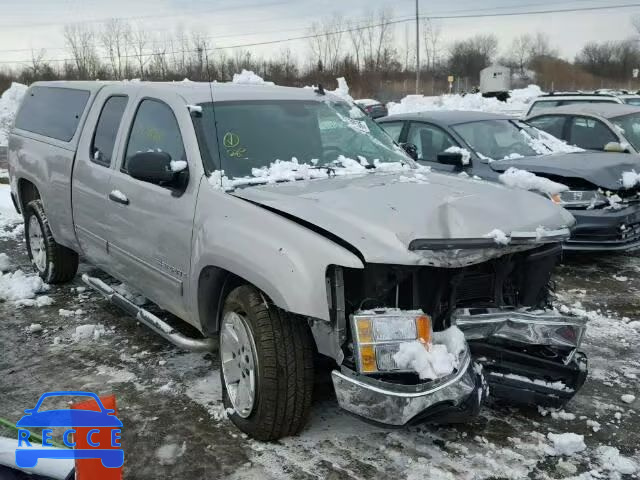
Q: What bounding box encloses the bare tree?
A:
[347,20,364,71]
[422,18,441,72]
[29,48,47,77]
[529,32,557,60]
[100,19,131,79]
[64,24,99,79]
[362,8,394,71]
[131,24,149,78]
[308,14,344,72]
[509,34,533,73]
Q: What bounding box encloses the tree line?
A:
[2,10,640,100]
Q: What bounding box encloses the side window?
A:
[124,99,185,170]
[528,100,559,115]
[527,116,566,139]
[406,123,458,162]
[14,86,90,142]
[379,122,404,142]
[568,116,617,150]
[91,96,128,167]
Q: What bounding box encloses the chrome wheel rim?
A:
[220,311,257,418]
[28,216,46,273]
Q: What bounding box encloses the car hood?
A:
[489,152,640,191]
[229,171,575,267]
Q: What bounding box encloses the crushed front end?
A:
[323,236,587,426]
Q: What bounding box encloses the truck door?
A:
[105,93,198,320]
[72,87,131,270]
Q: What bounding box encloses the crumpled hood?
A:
[489,152,640,191]
[229,171,575,266]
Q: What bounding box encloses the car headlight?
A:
[351,310,431,373]
[551,190,606,208]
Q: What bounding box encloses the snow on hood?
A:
[490,152,640,191]
[232,70,274,85]
[226,168,575,266]
[0,82,28,147]
[387,85,543,117]
[499,167,568,195]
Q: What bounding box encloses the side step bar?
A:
[82,274,217,353]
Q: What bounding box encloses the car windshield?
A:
[610,113,640,151]
[195,100,410,182]
[452,119,541,160]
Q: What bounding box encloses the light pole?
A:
[415,0,420,94]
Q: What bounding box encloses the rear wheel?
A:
[219,285,314,440]
[24,199,79,283]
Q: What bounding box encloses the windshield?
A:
[452,120,540,160]
[611,113,640,151]
[195,100,410,180]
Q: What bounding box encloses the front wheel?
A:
[219,285,314,441]
[24,199,79,283]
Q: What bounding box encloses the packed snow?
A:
[392,326,465,380]
[596,446,637,475]
[0,82,28,146]
[621,170,640,189]
[169,160,187,172]
[498,167,568,195]
[231,69,274,86]
[522,128,584,156]
[0,252,10,271]
[0,269,48,304]
[546,432,586,456]
[444,146,471,165]
[620,394,635,404]
[388,85,543,117]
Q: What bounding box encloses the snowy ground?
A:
[0,183,639,479]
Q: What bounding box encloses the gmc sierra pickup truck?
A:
[8,81,587,440]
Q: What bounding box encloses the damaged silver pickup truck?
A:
[8,81,587,440]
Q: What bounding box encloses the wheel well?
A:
[197,266,243,336]
[17,179,40,213]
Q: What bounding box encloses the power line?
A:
[1,2,639,65]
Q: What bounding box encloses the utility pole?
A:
[415,0,420,94]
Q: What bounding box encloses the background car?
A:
[525,92,625,116]
[354,98,388,119]
[378,110,640,252]
[526,103,640,154]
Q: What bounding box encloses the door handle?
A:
[108,190,129,205]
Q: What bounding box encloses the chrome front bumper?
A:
[331,349,482,426]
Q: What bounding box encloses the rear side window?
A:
[14,86,90,142]
[528,100,560,115]
[91,96,128,167]
[379,122,404,141]
[568,116,617,150]
[527,115,567,139]
[124,99,185,170]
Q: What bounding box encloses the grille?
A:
[456,273,495,303]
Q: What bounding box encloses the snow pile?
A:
[444,146,471,165]
[545,432,586,456]
[393,326,465,380]
[231,70,274,86]
[329,77,354,103]
[621,170,640,189]
[0,269,48,303]
[596,446,637,476]
[0,253,10,271]
[498,167,568,195]
[169,160,187,172]
[73,324,106,341]
[209,156,424,189]
[485,229,510,245]
[387,85,543,117]
[0,82,28,146]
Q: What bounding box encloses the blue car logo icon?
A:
[15,391,123,469]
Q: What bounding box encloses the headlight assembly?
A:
[551,190,607,208]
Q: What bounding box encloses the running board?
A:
[82,274,217,352]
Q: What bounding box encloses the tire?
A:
[24,199,79,283]
[219,284,314,441]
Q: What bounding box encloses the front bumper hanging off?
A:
[331,348,483,426]
[453,307,588,408]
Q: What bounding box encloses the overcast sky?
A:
[0,0,638,68]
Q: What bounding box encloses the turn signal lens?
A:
[359,345,377,373]
[416,315,432,345]
[356,318,373,343]
[551,193,562,204]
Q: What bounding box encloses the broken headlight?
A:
[552,190,606,208]
[351,310,431,374]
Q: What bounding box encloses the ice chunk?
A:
[73,324,106,341]
[620,394,635,404]
[596,446,637,475]
[28,323,43,333]
[0,253,10,271]
[621,170,640,189]
[499,167,568,195]
[0,269,48,303]
[546,432,586,456]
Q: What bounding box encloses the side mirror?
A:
[399,142,418,161]
[436,152,465,168]
[127,151,178,185]
[604,141,627,153]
